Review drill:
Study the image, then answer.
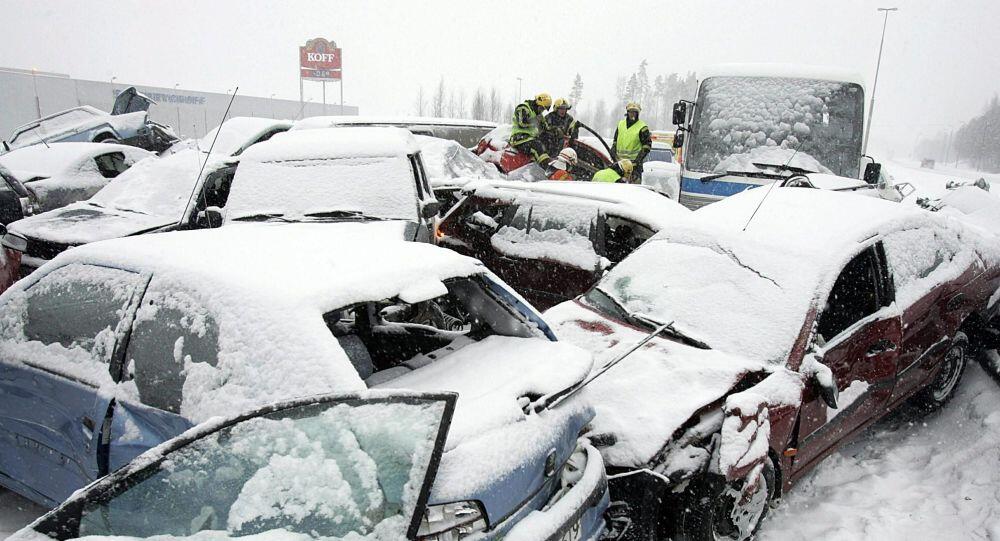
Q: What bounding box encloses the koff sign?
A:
[299,38,342,81]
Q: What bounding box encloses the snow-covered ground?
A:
[760,361,1000,540]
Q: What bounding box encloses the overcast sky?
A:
[4,0,998,155]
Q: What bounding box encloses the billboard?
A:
[299,38,342,81]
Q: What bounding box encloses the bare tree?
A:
[471,87,487,120]
[432,78,446,117]
[569,73,584,107]
[414,85,426,116]
[488,87,502,122]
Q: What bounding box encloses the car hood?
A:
[9,203,173,245]
[544,301,769,468]
[378,335,595,525]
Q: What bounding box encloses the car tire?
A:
[94,134,121,144]
[673,460,774,541]
[913,332,968,412]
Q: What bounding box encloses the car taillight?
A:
[417,500,487,540]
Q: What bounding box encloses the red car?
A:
[437,180,690,310]
[473,124,613,180]
[544,187,1000,540]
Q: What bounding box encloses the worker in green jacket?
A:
[508,93,553,165]
[543,98,580,157]
[592,159,634,183]
[611,102,652,180]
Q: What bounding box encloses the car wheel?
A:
[95,134,121,144]
[674,461,774,541]
[913,332,968,412]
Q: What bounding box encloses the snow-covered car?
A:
[415,134,504,214]
[438,180,690,310]
[0,142,154,214]
[2,87,177,154]
[474,124,614,181]
[0,225,610,540]
[544,187,1000,540]
[222,127,441,242]
[293,115,497,147]
[161,116,292,157]
[4,149,234,275]
[10,391,459,540]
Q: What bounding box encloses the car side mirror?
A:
[672,131,685,149]
[1,230,28,252]
[863,162,882,185]
[814,371,839,409]
[672,101,688,126]
[1,140,9,152]
[195,206,224,229]
[421,201,441,219]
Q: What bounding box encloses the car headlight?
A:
[417,500,487,540]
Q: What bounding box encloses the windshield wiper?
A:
[590,286,710,350]
[303,210,392,222]
[231,212,295,223]
[751,162,816,175]
[699,169,791,182]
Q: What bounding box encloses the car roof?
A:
[292,115,497,130]
[240,126,420,162]
[463,180,690,230]
[0,142,154,179]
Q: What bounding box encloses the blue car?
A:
[0,224,610,540]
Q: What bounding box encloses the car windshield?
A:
[647,148,674,163]
[226,155,419,222]
[73,396,447,540]
[89,149,208,217]
[9,108,102,148]
[685,76,864,177]
[581,237,810,364]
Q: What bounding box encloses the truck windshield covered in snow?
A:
[685,76,864,178]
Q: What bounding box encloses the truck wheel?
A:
[913,332,968,412]
[674,461,774,541]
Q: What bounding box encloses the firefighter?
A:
[509,93,553,165]
[543,98,580,157]
[611,102,652,180]
[592,159,633,183]
[548,147,578,181]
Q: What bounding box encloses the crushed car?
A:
[0,225,610,540]
[437,180,690,310]
[543,187,1000,540]
[474,124,614,181]
[3,87,177,154]
[161,116,292,157]
[222,127,441,242]
[414,134,505,214]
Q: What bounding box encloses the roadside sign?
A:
[300,38,342,81]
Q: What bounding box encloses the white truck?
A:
[670,64,910,209]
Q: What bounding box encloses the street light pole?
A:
[174,84,182,137]
[110,76,118,103]
[516,77,523,103]
[270,93,276,119]
[863,7,898,155]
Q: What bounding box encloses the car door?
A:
[0,263,148,506]
[598,214,657,266]
[793,244,900,475]
[27,393,455,540]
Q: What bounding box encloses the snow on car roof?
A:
[292,115,497,130]
[197,116,292,156]
[240,126,419,162]
[414,135,503,187]
[699,63,867,90]
[0,142,153,179]
[22,223,484,421]
[465,180,690,230]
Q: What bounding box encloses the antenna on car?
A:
[179,86,238,228]
[31,127,51,149]
[741,142,802,232]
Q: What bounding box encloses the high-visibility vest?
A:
[615,119,648,160]
[592,168,621,183]
[509,102,540,145]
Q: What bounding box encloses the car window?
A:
[816,247,881,341]
[123,281,220,413]
[603,215,655,263]
[325,276,536,386]
[197,165,236,211]
[445,197,509,240]
[491,200,601,270]
[76,398,447,539]
[94,152,130,179]
[883,227,961,305]
[413,153,433,199]
[408,154,426,200]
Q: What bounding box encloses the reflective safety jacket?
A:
[510,101,543,145]
[614,118,650,161]
[592,167,622,183]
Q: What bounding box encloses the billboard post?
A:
[299,37,342,118]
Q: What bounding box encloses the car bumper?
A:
[502,444,610,541]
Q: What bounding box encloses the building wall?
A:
[0,67,357,141]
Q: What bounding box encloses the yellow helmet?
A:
[626,102,641,112]
[553,98,571,110]
[535,93,553,110]
[618,159,634,177]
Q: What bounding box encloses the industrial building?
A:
[0,66,358,141]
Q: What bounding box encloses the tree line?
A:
[914,95,1000,172]
[414,60,697,136]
